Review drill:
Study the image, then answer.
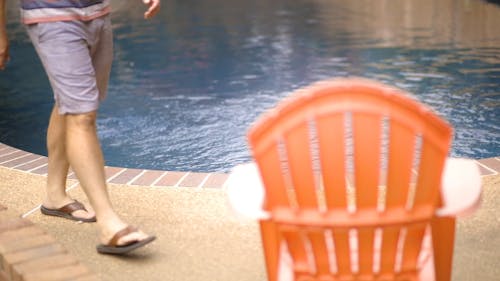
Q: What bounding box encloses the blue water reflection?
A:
[1,0,499,172]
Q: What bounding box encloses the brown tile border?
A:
[1,142,498,192]
[200,173,230,189]
[108,168,143,185]
[0,205,98,281]
[129,170,166,186]
[153,171,187,187]
[1,154,41,169]
[29,164,49,176]
[0,151,28,165]
[13,157,48,173]
[178,172,210,188]
[104,167,126,182]
[476,157,500,176]
[0,142,230,189]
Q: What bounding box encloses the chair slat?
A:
[316,114,348,209]
[284,231,311,274]
[386,121,416,209]
[413,140,447,209]
[259,220,281,281]
[307,231,331,276]
[256,144,290,208]
[353,112,381,208]
[284,122,318,208]
[332,229,352,276]
[401,223,427,273]
[358,228,376,275]
[379,227,401,275]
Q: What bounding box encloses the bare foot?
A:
[97,219,155,255]
[98,219,151,246]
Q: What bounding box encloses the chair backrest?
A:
[247,78,453,280]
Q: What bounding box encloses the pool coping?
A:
[1,142,498,187]
[0,142,230,189]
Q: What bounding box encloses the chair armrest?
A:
[224,162,270,220]
[436,158,482,217]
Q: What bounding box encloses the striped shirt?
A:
[20,0,111,24]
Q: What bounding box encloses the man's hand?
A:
[0,0,8,70]
[143,0,160,19]
[0,31,8,70]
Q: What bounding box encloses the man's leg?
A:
[44,105,95,220]
[29,18,153,249]
[65,111,149,245]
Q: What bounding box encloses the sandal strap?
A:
[58,200,87,214]
[108,225,138,247]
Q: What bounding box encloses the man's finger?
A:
[0,52,8,70]
[144,0,160,19]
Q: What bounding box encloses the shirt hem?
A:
[22,6,110,25]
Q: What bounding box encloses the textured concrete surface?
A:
[0,166,498,281]
[0,167,265,281]
[451,175,500,281]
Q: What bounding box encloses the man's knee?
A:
[66,111,98,131]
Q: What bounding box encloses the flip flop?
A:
[40,200,96,223]
[96,225,156,255]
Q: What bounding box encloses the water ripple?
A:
[1,0,499,172]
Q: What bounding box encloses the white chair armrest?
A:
[224,162,270,220]
[436,158,482,217]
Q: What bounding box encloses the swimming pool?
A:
[1,0,499,172]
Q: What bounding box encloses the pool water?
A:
[1,0,499,172]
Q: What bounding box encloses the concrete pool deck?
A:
[0,141,499,280]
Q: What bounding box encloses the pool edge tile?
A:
[12,157,48,172]
[476,158,500,175]
[202,173,229,189]
[177,172,209,188]
[108,168,144,185]
[130,170,166,186]
[154,171,187,187]
[0,151,29,165]
[1,142,497,190]
[2,154,40,169]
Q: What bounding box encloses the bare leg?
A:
[44,105,95,220]
[65,111,149,245]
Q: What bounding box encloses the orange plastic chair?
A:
[226,78,481,281]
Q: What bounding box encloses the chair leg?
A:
[431,216,456,281]
[260,219,281,281]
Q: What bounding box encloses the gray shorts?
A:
[27,15,113,114]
